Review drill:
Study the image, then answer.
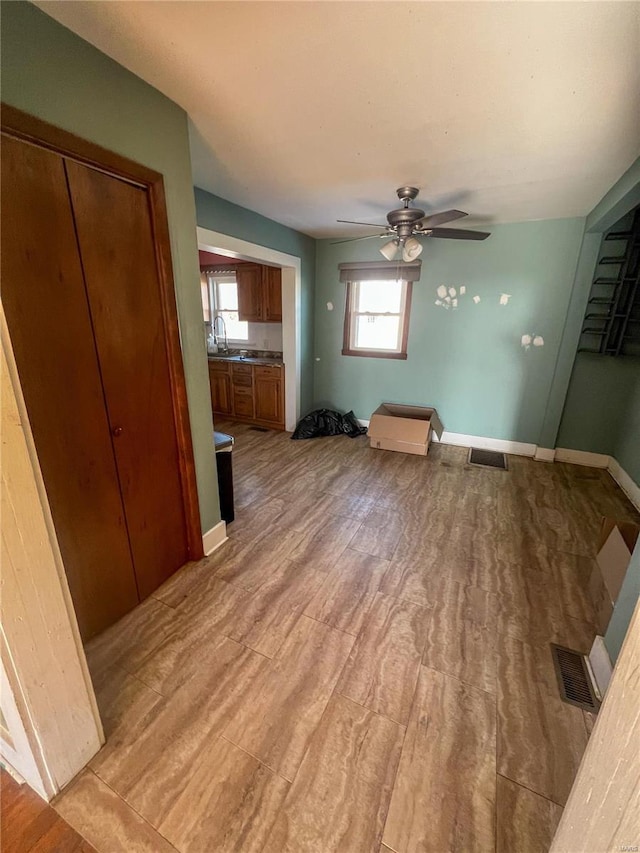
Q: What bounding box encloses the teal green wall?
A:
[557,354,640,476]
[314,218,585,444]
[194,188,316,414]
[1,1,220,531]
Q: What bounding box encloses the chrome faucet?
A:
[213,315,228,353]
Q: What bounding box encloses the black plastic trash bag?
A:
[291,408,366,440]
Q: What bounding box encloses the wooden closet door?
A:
[64,160,189,599]
[1,135,139,640]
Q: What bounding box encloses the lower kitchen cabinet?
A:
[254,366,284,424]
[209,363,233,416]
[209,360,284,429]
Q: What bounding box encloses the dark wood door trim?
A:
[1,103,204,562]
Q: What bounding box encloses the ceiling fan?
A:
[334,187,491,262]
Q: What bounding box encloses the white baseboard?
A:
[432,431,537,457]
[608,457,640,513]
[534,447,556,463]
[555,448,611,468]
[202,520,227,556]
[588,635,613,700]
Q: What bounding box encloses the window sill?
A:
[341,348,407,360]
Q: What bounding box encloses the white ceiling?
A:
[36,1,640,237]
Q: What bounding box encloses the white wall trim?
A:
[534,447,556,463]
[608,457,640,513]
[196,226,302,431]
[202,520,227,556]
[434,431,536,457]
[587,635,613,700]
[357,420,537,457]
[555,447,611,468]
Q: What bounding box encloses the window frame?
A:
[206,272,250,343]
[342,278,413,360]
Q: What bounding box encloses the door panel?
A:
[1,135,139,639]
[65,160,189,599]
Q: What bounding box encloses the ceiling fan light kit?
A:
[333,187,491,258]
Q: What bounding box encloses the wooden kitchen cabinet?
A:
[208,359,284,429]
[263,266,282,322]
[254,365,284,425]
[237,263,282,323]
[236,264,263,322]
[209,362,233,415]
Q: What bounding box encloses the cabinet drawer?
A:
[233,385,253,397]
[254,365,282,379]
[232,372,253,388]
[232,363,253,377]
[209,360,231,373]
[234,392,254,418]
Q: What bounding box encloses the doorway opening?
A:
[196,227,302,431]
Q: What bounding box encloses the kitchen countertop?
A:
[208,354,284,367]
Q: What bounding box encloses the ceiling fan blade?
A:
[427,227,491,241]
[337,219,389,228]
[331,234,386,245]
[420,209,468,228]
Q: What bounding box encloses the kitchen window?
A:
[339,260,420,360]
[203,272,249,342]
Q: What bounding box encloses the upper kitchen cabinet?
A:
[263,266,282,322]
[237,263,282,322]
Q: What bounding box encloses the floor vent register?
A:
[551,644,600,712]
[468,448,508,470]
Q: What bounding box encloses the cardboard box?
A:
[368,403,444,456]
[589,517,639,634]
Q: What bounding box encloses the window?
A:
[342,278,412,359]
[204,273,249,342]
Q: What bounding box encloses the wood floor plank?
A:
[496,775,563,853]
[422,606,497,694]
[223,615,354,781]
[215,560,325,657]
[84,596,180,679]
[497,633,588,806]
[383,667,496,853]
[288,515,362,572]
[215,527,305,591]
[158,737,289,853]
[263,694,404,853]
[337,593,430,725]
[349,507,406,561]
[132,580,250,693]
[54,771,177,853]
[304,548,390,635]
[0,769,96,853]
[91,637,266,826]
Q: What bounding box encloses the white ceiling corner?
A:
[35,1,640,237]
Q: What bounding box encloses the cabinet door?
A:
[210,369,233,415]
[1,136,138,640]
[65,161,189,601]
[254,374,284,425]
[263,266,282,322]
[236,264,264,321]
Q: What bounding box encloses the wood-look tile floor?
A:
[54,423,639,853]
